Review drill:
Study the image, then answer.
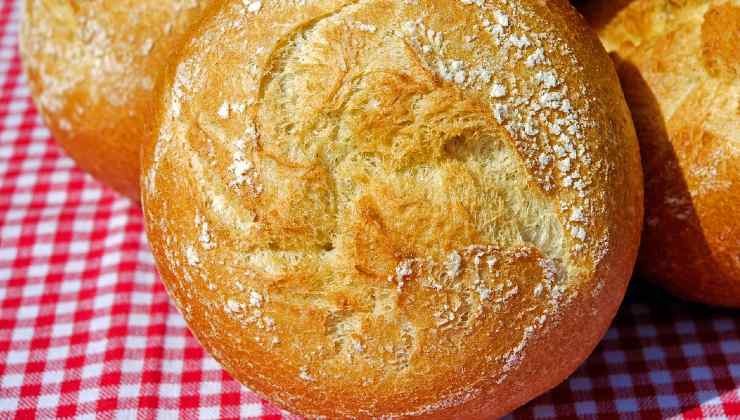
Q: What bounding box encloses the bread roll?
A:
[579,0,740,307]
[19,0,210,200]
[142,0,643,417]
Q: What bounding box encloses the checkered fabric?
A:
[0,0,738,418]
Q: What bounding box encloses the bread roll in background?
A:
[19,0,210,200]
[578,0,740,307]
[142,0,643,417]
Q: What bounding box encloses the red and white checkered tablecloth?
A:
[0,1,738,418]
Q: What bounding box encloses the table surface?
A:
[1,1,738,418]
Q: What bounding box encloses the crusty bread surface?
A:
[142,0,643,417]
[19,0,210,200]
[579,0,740,307]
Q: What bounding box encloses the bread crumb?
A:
[570,225,587,241]
[493,10,509,27]
[446,251,462,278]
[396,260,413,281]
[538,153,551,168]
[490,83,507,98]
[535,70,559,88]
[249,290,263,307]
[225,299,243,314]
[454,71,466,85]
[353,22,377,33]
[486,256,497,272]
[508,34,530,49]
[217,101,230,119]
[196,214,215,250]
[299,367,315,381]
[570,207,585,222]
[230,155,253,186]
[493,104,508,123]
[264,316,275,329]
[185,246,199,266]
[523,120,539,137]
[244,1,262,13]
[140,38,154,56]
[524,48,544,67]
[232,101,246,114]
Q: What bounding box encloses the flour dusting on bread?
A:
[142,0,643,417]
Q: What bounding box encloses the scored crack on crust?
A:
[19,0,211,199]
[142,0,643,417]
[579,0,740,307]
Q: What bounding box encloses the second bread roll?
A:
[19,0,210,200]
[579,0,740,307]
[143,0,643,417]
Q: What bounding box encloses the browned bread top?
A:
[142,0,643,417]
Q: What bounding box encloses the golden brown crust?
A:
[142,0,642,417]
[18,0,210,200]
[579,0,740,307]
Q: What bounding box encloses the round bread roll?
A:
[143,0,642,417]
[19,0,210,200]
[579,0,740,307]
